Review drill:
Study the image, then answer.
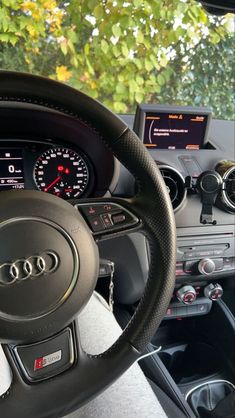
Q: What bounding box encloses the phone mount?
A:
[196,171,222,225]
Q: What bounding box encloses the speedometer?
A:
[34,147,90,199]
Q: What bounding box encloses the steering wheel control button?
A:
[176,285,196,305]
[80,204,117,217]
[101,213,113,228]
[88,215,105,232]
[111,214,126,225]
[204,283,223,301]
[77,202,139,235]
[13,328,74,382]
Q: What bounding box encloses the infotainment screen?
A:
[0,149,25,190]
[133,105,212,150]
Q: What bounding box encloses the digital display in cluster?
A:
[0,149,25,190]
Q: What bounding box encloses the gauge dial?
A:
[34,147,90,199]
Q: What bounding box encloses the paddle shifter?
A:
[196,171,222,225]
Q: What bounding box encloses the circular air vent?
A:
[158,165,186,211]
[216,161,235,213]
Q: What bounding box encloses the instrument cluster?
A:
[0,141,94,200]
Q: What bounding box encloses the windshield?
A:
[0,0,234,120]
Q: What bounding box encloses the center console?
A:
[164,226,235,320]
[108,108,235,417]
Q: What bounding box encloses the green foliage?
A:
[0,0,234,119]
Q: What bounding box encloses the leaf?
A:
[112,45,121,58]
[67,39,76,54]
[67,29,78,44]
[135,91,144,102]
[84,43,90,56]
[85,57,95,75]
[121,44,129,57]
[129,79,138,93]
[2,19,9,32]
[101,39,109,54]
[157,74,165,86]
[61,43,68,56]
[0,33,10,42]
[145,59,153,71]
[112,24,121,38]
[116,83,127,94]
[120,15,129,27]
[88,0,97,9]
[93,5,103,19]
[136,75,144,85]
[163,67,173,81]
[136,30,144,43]
[71,56,78,68]
[211,33,221,44]
[113,101,128,113]
[133,0,142,7]
[159,55,168,68]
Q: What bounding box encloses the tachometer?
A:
[34,147,90,199]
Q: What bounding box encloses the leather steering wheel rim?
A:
[0,71,176,418]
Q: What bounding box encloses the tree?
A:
[0,0,234,119]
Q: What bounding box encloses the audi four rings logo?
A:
[0,252,59,286]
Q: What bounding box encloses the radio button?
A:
[184,260,197,273]
[176,286,196,304]
[213,249,224,256]
[197,250,214,257]
[204,283,223,301]
[214,258,224,270]
[198,258,215,275]
[185,252,194,258]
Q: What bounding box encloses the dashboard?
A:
[0,100,234,314]
[109,112,235,312]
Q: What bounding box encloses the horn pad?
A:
[0,190,99,343]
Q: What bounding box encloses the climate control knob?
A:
[176,285,196,305]
[198,258,215,275]
[204,283,223,300]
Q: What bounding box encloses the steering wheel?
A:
[0,71,176,418]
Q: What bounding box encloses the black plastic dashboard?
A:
[113,114,235,308]
[0,102,234,307]
[118,114,235,229]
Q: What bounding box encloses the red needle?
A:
[44,176,61,192]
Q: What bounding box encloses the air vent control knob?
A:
[198,258,215,275]
[204,283,223,301]
[176,285,196,305]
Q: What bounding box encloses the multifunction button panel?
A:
[77,202,139,235]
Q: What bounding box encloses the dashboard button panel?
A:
[164,298,212,320]
[176,243,234,278]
